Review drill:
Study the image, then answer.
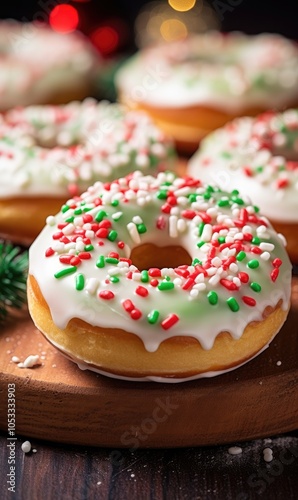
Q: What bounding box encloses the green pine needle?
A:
[0,242,28,322]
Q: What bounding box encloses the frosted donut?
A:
[0,20,99,109]
[188,109,298,262]
[116,32,298,154]
[28,171,291,382]
[0,99,175,241]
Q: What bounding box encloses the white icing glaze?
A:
[0,99,175,198]
[0,21,98,110]
[29,171,291,358]
[116,32,298,112]
[188,110,298,222]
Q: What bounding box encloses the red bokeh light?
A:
[91,26,120,55]
[49,5,79,34]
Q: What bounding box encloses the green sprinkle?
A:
[188,194,197,203]
[256,166,263,173]
[96,255,105,268]
[218,236,226,244]
[236,251,246,261]
[141,270,149,283]
[247,259,259,269]
[83,207,92,212]
[108,230,118,242]
[221,151,232,159]
[111,199,119,207]
[157,190,168,200]
[227,297,240,312]
[74,208,83,215]
[231,189,239,196]
[137,223,147,234]
[197,241,205,248]
[231,196,244,205]
[75,273,85,291]
[95,210,107,223]
[198,222,205,236]
[217,198,230,207]
[252,236,261,245]
[206,185,215,193]
[207,291,218,305]
[192,258,200,265]
[254,205,260,213]
[278,165,286,171]
[147,310,159,324]
[110,276,120,283]
[158,281,174,291]
[65,216,74,223]
[80,201,86,206]
[54,266,77,279]
[204,192,211,200]
[85,244,94,252]
[250,282,262,292]
[105,257,119,264]
[61,205,70,214]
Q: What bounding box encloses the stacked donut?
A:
[28,171,291,381]
[116,32,298,153]
[0,99,175,241]
[0,21,100,109]
[188,109,298,262]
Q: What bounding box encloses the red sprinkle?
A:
[118,241,125,249]
[109,252,119,259]
[156,216,166,230]
[276,178,289,189]
[149,268,162,277]
[52,231,64,240]
[182,278,194,290]
[243,166,253,177]
[161,203,171,214]
[45,247,55,257]
[220,279,238,291]
[131,308,142,320]
[150,279,159,287]
[251,246,262,255]
[83,214,93,223]
[78,252,91,260]
[98,220,112,229]
[99,290,115,300]
[273,258,282,268]
[242,296,256,307]
[271,268,279,282]
[161,314,179,330]
[135,286,149,297]
[96,228,108,238]
[238,272,249,283]
[182,209,196,220]
[59,255,72,264]
[70,256,81,266]
[123,299,134,312]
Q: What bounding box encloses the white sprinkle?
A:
[62,223,75,235]
[11,356,20,363]
[21,441,32,454]
[132,272,142,281]
[132,215,143,225]
[229,263,238,273]
[263,448,273,462]
[169,215,178,238]
[127,222,141,244]
[112,212,123,220]
[243,225,252,233]
[201,224,212,242]
[257,225,267,234]
[211,257,221,267]
[260,242,275,251]
[276,360,282,366]
[189,289,199,298]
[228,446,242,455]
[85,230,94,239]
[261,252,270,261]
[209,274,220,286]
[46,215,56,226]
[86,278,99,295]
[193,283,206,291]
[233,277,241,287]
[234,232,244,240]
[177,218,186,232]
[173,278,182,287]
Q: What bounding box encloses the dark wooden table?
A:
[0,430,297,500]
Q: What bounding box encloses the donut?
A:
[188,109,298,262]
[0,99,175,242]
[116,32,298,154]
[0,20,99,109]
[27,171,291,382]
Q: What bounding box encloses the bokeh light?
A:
[168,0,196,12]
[49,5,79,33]
[160,19,188,41]
[91,26,120,55]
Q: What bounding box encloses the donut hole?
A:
[130,243,192,270]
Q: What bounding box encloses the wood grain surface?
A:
[0,277,297,448]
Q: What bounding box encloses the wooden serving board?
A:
[0,278,297,448]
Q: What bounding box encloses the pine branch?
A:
[0,242,28,322]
